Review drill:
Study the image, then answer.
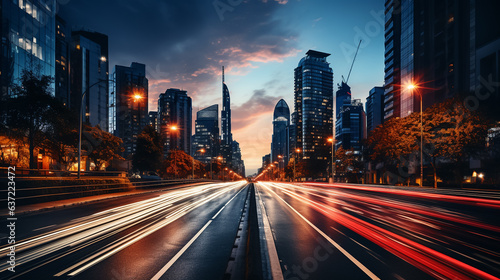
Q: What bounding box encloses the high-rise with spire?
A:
[220,66,233,165]
[221,66,232,145]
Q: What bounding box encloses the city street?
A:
[2,181,500,279]
[0,181,249,280]
[256,182,500,280]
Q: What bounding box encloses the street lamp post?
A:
[170,125,178,179]
[293,148,300,182]
[277,155,283,181]
[408,84,424,187]
[195,148,205,179]
[78,79,112,179]
[328,138,335,183]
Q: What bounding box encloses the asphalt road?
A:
[2,181,500,280]
[0,181,249,280]
[256,182,500,280]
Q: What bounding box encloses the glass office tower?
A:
[294,50,334,163]
[1,0,56,97]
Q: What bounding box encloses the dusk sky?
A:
[60,0,385,174]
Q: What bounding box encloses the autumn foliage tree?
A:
[83,125,124,170]
[161,150,203,179]
[1,70,57,169]
[365,97,492,187]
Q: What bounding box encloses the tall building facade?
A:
[271,99,290,166]
[335,99,366,152]
[366,87,384,133]
[473,0,500,120]
[192,104,219,164]
[158,88,192,158]
[148,111,158,132]
[336,82,351,118]
[384,0,477,119]
[294,50,334,163]
[383,0,402,120]
[1,0,56,97]
[70,30,108,130]
[220,66,233,165]
[231,140,245,177]
[55,15,70,106]
[110,62,148,157]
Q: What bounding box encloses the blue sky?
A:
[61,0,385,175]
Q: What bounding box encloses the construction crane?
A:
[343,39,362,84]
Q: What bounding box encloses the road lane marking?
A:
[150,185,248,280]
[255,185,284,280]
[258,182,381,280]
[52,182,246,277]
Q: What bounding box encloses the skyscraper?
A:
[220,66,233,165]
[148,111,158,132]
[231,140,245,177]
[366,87,384,133]
[384,0,476,119]
[70,30,109,131]
[1,0,56,97]
[55,15,70,107]
[294,50,334,165]
[336,82,351,118]
[335,99,366,152]
[192,105,219,164]
[158,88,192,158]
[271,99,290,166]
[110,62,148,157]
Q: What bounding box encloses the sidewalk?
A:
[8,182,211,217]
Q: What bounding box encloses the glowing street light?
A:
[407,83,424,187]
[327,137,335,183]
[294,148,301,182]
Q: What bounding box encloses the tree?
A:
[365,97,493,187]
[43,101,79,170]
[335,146,364,183]
[161,150,196,179]
[423,98,492,187]
[1,70,56,169]
[132,125,162,174]
[83,125,124,170]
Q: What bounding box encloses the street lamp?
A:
[170,125,179,179]
[407,83,424,187]
[328,137,335,183]
[195,148,206,179]
[78,79,112,179]
[211,156,222,180]
[277,155,283,181]
[294,148,301,182]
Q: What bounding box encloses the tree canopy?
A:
[132,125,162,173]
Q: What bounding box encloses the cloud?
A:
[232,89,283,132]
[60,0,298,173]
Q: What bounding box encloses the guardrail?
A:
[0,167,126,178]
[0,177,212,206]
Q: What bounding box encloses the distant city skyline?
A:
[60,0,385,174]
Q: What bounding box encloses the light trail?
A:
[259,182,500,280]
[0,181,247,276]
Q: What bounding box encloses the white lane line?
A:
[150,184,248,280]
[255,185,284,280]
[212,186,246,220]
[54,183,246,277]
[259,183,381,280]
[150,220,212,280]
